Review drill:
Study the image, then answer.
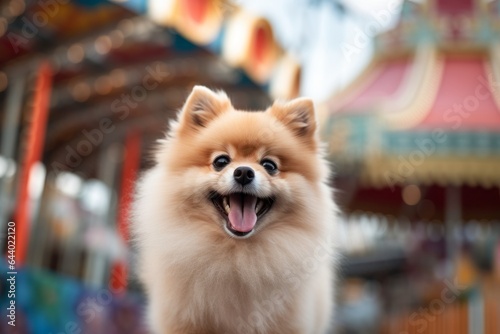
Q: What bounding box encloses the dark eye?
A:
[261,159,278,174]
[213,155,230,171]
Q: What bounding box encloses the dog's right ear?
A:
[178,86,231,133]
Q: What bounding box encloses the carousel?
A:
[322,0,500,332]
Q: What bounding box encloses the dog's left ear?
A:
[178,86,231,133]
[270,97,317,139]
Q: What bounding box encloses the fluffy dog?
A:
[132,86,337,334]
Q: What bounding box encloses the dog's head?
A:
[156,86,327,239]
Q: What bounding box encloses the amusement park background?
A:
[0,0,499,333]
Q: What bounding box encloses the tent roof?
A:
[416,56,500,131]
[321,0,500,187]
[326,50,500,131]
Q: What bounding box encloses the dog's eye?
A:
[213,155,230,170]
[261,159,278,174]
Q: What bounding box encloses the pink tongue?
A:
[228,194,257,233]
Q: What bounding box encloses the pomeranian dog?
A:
[132,86,337,334]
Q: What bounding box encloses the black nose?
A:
[233,166,255,186]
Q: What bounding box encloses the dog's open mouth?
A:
[210,192,274,237]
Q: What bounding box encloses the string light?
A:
[402,184,421,205]
[94,76,113,95]
[8,0,25,17]
[117,19,135,37]
[67,43,85,64]
[71,82,91,102]
[109,30,124,49]
[94,35,112,55]
[110,69,127,88]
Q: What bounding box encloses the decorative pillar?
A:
[109,131,141,293]
[14,62,52,265]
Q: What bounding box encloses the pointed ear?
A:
[178,86,231,132]
[270,97,317,138]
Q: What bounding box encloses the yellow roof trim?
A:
[358,155,500,188]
